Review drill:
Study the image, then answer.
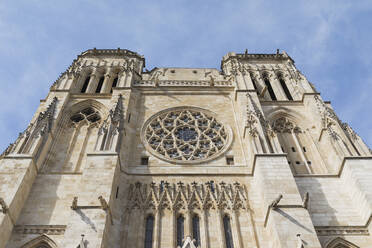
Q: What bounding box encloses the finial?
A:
[276,49,279,55]
[245,49,248,55]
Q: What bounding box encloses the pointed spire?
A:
[36,97,58,133]
[110,94,123,123]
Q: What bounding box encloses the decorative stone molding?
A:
[15,225,66,235]
[272,116,301,133]
[325,237,360,248]
[95,95,124,151]
[316,226,369,236]
[141,107,232,164]
[126,181,248,211]
[1,97,58,157]
[341,122,358,141]
[246,93,273,137]
[0,197,8,214]
[133,80,233,87]
[70,106,101,127]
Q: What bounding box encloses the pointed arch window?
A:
[249,72,258,91]
[177,215,185,247]
[144,215,154,248]
[81,76,90,93]
[95,76,104,93]
[278,75,293,100]
[223,215,234,248]
[263,76,277,100]
[192,214,201,246]
[111,77,118,93]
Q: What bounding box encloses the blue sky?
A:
[0,0,371,152]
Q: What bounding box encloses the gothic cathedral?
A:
[1,49,371,248]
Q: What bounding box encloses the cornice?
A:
[221,51,295,71]
[79,48,145,63]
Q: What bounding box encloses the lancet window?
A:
[249,72,258,91]
[124,181,250,247]
[81,76,90,93]
[223,215,234,248]
[43,106,101,172]
[111,76,118,93]
[177,215,185,247]
[192,214,201,246]
[277,73,293,100]
[144,215,154,248]
[95,76,104,93]
[263,73,277,100]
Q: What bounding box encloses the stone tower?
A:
[1,49,371,248]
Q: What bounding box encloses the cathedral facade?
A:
[0,49,371,248]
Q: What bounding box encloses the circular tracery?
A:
[141,107,232,164]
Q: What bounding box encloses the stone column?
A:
[171,210,176,248]
[86,70,100,93]
[102,71,114,93]
[153,209,161,248]
[185,209,192,237]
[217,209,225,248]
[231,210,242,248]
[201,209,209,248]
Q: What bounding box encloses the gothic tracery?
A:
[142,107,232,163]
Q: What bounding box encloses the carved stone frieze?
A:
[126,181,248,211]
[246,93,273,137]
[14,225,66,235]
[315,226,369,236]
[341,122,358,141]
[272,117,301,133]
[133,80,233,87]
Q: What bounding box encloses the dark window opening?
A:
[81,76,90,93]
[291,147,296,152]
[303,147,307,152]
[307,161,312,165]
[264,78,277,100]
[95,76,104,93]
[111,77,118,93]
[144,215,154,248]
[159,180,164,193]
[141,157,149,165]
[223,215,234,248]
[192,215,201,246]
[128,113,131,123]
[226,156,234,165]
[115,186,119,198]
[250,73,258,91]
[279,77,293,100]
[296,161,300,165]
[177,215,185,247]
[288,161,291,164]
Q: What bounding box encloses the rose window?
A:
[141,107,232,164]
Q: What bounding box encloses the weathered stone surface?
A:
[1,49,371,248]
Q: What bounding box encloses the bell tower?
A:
[1,49,371,248]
